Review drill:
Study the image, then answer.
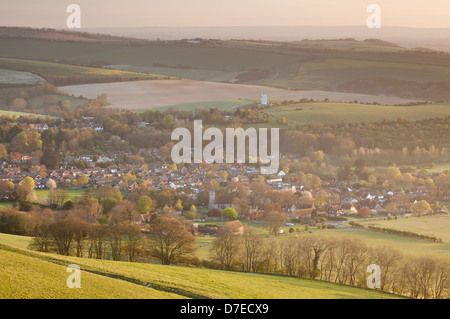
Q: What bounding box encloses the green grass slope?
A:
[2,35,450,92]
[265,102,450,125]
[0,236,402,299]
[0,109,54,119]
[137,99,255,113]
[0,245,181,299]
[0,57,168,85]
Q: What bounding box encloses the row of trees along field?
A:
[0,204,195,265]
[14,205,449,299]
[209,225,449,299]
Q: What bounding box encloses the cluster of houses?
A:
[0,142,447,222]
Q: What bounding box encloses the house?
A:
[328,205,343,216]
[247,206,264,220]
[290,203,315,220]
[21,155,32,163]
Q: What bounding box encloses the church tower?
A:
[208,189,215,210]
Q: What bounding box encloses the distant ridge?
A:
[84,25,450,51]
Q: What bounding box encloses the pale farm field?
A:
[59,80,418,110]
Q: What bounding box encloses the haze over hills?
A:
[85,26,450,51]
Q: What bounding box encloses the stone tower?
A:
[208,189,215,210]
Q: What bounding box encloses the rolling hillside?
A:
[2,28,450,100]
[264,102,450,126]
[0,236,402,299]
[0,57,168,86]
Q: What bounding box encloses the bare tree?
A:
[147,217,196,265]
[264,211,287,236]
[88,224,108,259]
[123,222,143,262]
[108,222,126,261]
[211,224,241,270]
[238,228,264,272]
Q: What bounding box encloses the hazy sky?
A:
[1,0,449,29]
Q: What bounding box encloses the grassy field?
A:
[0,237,401,299]
[3,35,450,91]
[258,58,450,89]
[298,227,450,257]
[138,99,255,113]
[29,94,88,111]
[0,57,167,83]
[0,109,53,119]
[110,64,241,83]
[264,102,450,125]
[194,218,450,259]
[0,245,180,299]
[426,163,450,173]
[0,68,46,85]
[34,189,87,204]
[359,215,450,244]
[60,80,417,110]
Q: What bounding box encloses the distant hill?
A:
[85,25,450,51]
[2,27,450,100]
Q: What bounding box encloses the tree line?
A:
[209,225,450,299]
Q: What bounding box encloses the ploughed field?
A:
[59,79,418,110]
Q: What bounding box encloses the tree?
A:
[175,199,183,211]
[264,211,287,236]
[0,143,7,159]
[27,131,42,151]
[0,181,14,199]
[146,217,196,265]
[163,115,174,129]
[46,178,57,190]
[108,222,125,261]
[49,219,77,255]
[277,116,287,125]
[238,228,263,272]
[110,200,139,225]
[337,164,355,181]
[71,218,89,257]
[76,173,90,187]
[207,208,221,217]
[122,222,144,262]
[20,176,36,190]
[137,195,153,214]
[358,206,371,218]
[16,177,36,201]
[48,189,67,209]
[303,174,321,189]
[314,190,329,207]
[10,131,28,153]
[411,200,432,216]
[88,224,108,259]
[211,224,241,270]
[40,147,60,169]
[10,97,27,111]
[155,187,176,207]
[221,207,238,220]
[70,198,102,223]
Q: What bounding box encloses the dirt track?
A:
[59,79,418,110]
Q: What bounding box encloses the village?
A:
[1,141,448,230]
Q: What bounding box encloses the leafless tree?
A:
[147,217,196,265]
